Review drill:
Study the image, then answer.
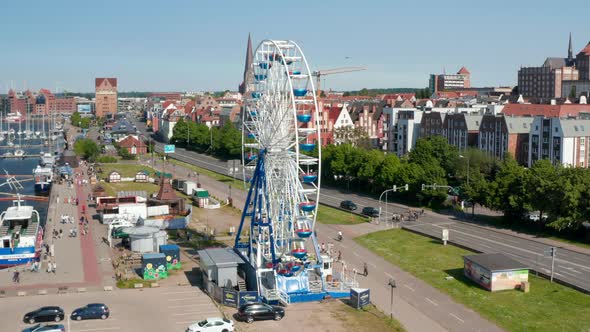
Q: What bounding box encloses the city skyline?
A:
[0,0,588,92]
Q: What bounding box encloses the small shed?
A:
[192,188,210,208]
[142,253,168,280]
[107,171,121,183]
[198,248,245,288]
[135,171,149,183]
[464,253,529,292]
[159,244,181,270]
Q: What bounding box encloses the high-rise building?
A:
[95,78,118,117]
[429,67,471,94]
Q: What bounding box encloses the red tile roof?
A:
[502,103,590,118]
[433,90,477,98]
[95,78,117,88]
[457,66,470,75]
[118,135,145,149]
[328,106,343,122]
[579,42,590,56]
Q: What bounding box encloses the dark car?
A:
[22,324,65,332]
[71,303,110,321]
[23,307,65,324]
[340,200,357,211]
[361,206,380,217]
[237,303,285,323]
[111,227,129,239]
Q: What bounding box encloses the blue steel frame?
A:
[234,149,279,267]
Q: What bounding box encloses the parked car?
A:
[21,324,65,332]
[339,200,357,211]
[23,307,65,324]
[111,227,130,239]
[361,206,380,217]
[70,303,110,321]
[237,302,285,323]
[186,317,235,332]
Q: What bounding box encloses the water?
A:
[0,120,66,227]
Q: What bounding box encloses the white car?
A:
[186,317,234,332]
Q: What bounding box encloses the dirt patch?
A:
[221,299,405,332]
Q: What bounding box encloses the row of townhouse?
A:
[148,93,242,142]
[387,100,590,167]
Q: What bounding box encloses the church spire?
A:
[568,32,573,63]
[239,33,254,94]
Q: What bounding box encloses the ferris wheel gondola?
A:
[235,39,322,283]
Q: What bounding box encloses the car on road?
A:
[70,303,110,321]
[236,302,285,323]
[21,324,65,332]
[23,307,65,324]
[361,206,380,217]
[186,317,235,332]
[340,200,357,211]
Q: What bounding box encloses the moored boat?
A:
[0,197,43,267]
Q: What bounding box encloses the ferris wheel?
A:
[235,40,322,276]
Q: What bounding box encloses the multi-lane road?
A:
[135,119,590,293]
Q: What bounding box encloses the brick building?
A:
[479,115,532,165]
[95,78,118,117]
[429,67,471,94]
[118,135,147,155]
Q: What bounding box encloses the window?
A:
[555,127,558,132]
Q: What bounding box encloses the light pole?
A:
[459,155,473,217]
[388,278,396,319]
[378,184,408,224]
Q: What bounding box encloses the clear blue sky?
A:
[0,0,588,92]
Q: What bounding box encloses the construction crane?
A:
[312,66,367,98]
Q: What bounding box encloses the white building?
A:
[529,117,590,167]
[395,110,423,157]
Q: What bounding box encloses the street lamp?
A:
[388,278,397,319]
[378,184,408,224]
[197,172,200,188]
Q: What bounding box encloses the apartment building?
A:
[529,117,590,167]
[479,115,532,164]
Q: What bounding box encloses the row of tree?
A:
[321,136,590,233]
[171,119,241,159]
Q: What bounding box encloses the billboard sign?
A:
[77,104,91,113]
[350,288,370,309]
[164,144,175,154]
[222,288,238,307]
[238,291,260,307]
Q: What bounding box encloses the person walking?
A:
[337,250,342,262]
[52,262,57,274]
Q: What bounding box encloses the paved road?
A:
[3,286,221,332]
[135,119,590,293]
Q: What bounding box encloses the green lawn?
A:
[316,204,369,225]
[97,163,155,178]
[331,303,406,332]
[101,182,161,197]
[168,159,245,189]
[356,229,590,332]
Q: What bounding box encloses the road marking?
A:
[173,310,219,316]
[449,313,465,323]
[353,251,361,258]
[425,297,438,306]
[162,290,199,295]
[168,297,199,301]
[404,284,415,292]
[72,327,121,332]
[168,303,213,309]
[384,272,394,279]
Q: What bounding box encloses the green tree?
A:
[171,119,188,146]
[73,138,99,162]
[525,159,559,224]
[218,122,242,158]
[487,156,529,220]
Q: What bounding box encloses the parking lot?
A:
[4,286,222,332]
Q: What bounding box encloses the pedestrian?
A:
[53,262,57,273]
[321,242,326,253]
[47,262,53,273]
[337,250,342,262]
[15,271,20,283]
[12,271,18,283]
[59,229,63,239]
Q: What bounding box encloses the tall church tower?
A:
[239,34,254,95]
[567,32,574,65]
